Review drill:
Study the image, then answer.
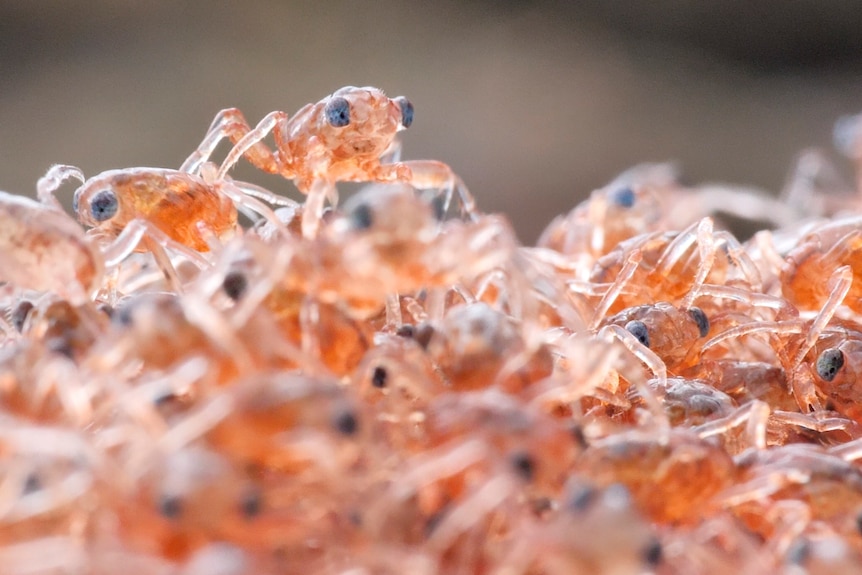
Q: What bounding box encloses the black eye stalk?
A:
[333,408,359,436]
[609,186,635,208]
[625,320,650,348]
[509,451,536,481]
[90,189,119,221]
[816,348,845,382]
[222,271,248,301]
[371,366,388,388]
[688,307,710,338]
[159,494,183,519]
[325,96,351,128]
[240,490,263,519]
[348,202,374,231]
[394,96,414,128]
[643,538,663,567]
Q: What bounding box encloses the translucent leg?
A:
[301,179,332,239]
[181,108,282,176]
[681,218,716,309]
[215,110,288,179]
[218,179,290,241]
[653,219,700,278]
[229,179,298,208]
[473,270,506,308]
[379,139,403,163]
[36,164,85,210]
[385,293,402,329]
[101,219,209,269]
[830,435,862,461]
[774,411,853,436]
[181,295,255,375]
[589,249,642,330]
[701,319,803,354]
[676,184,798,229]
[158,392,235,453]
[790,364,824,412]
[100,219,211,293]
[0,312,14,339]
[401,160,478,219]
[791,265,852,369]
[715,230,764,292]
[300,296,321,362]
[599,324,670,434]
[401,295,428,323]
[694,284,794,318]
[694,399,770,450]
[765,500,811,561]
[426,474,515,553]
[228,240,296,331]
[142,235,184,293]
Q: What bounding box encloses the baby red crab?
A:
[40,163,288,254]
[0,189,102,304]
[601,301,712,375]
[703,266,862,417]
[781,215,862,314]
[497,482,664,575]
[36,122,294,291]
[576,428,738,525]
[720,443,862,553]
[199,86,476,237]
[0,164,242,302]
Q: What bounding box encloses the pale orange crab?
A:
[34,123,295,294]
[195,86,476,237]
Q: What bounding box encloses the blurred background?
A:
[2,0,862,243]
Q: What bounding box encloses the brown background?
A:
[3,1,862,243]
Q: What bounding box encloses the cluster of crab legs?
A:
[3,87,862,574]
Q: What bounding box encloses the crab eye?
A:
[371,365,388,388]
[89,189,118,222]
[348,202,373,230]
[394,96,414,128]
[568,484,597,512]
[786,538,810,566]
[222,270,248,301]
[609,186,635,208]
[332,407,359,436]
[625,320,650,348]
[816,348,844,382]
[643,538,663,567]
[159,494,183,519]
[23,472,41,494]
[688,307,710,338]
[240,490,263,519]
[325,96,351,127]
[509,451,536,481]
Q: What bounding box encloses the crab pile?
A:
[4,87,862,574]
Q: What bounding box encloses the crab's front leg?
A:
[182,108,284,177]
[37,164,85,210]
[98,219,211,294]
[301,178,333,240]
[398,160,477,219]
[296,162,411,240]
[366,161,413,184]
